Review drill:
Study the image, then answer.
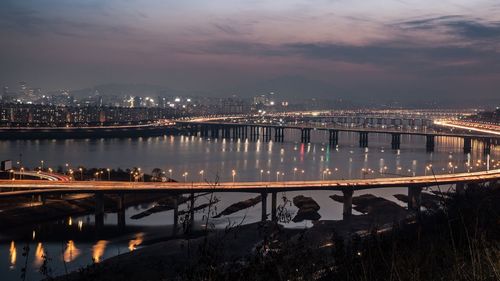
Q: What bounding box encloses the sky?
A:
[1,0,500,101]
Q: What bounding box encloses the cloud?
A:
[398,15,500,40]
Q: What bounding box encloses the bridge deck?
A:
[179,121,499,139]
[0,169,498,197]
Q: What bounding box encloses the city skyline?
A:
[1,0,500,102]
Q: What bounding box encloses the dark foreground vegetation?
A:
[54,182,499,281]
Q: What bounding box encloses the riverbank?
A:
[52,182,499,281]
[0,124,177,140]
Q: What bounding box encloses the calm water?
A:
[0,131,498,280]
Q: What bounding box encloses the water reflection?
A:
[34,242,45,267]
[9,241,16,269]
[63,240,80,263]
[128,233,144,252]
[92,240,108,263]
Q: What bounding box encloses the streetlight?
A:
[276,171,280,182]
[260,169,264,181]
[79,167,83,180]
[40,160,44,171]
[183,172,188,182]
[106,168,111,181]
[199,170,204,181]
[232,170,236,182]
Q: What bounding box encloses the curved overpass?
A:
[0,169,498,197]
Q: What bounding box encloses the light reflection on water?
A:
[0,134,497,279]
[92,240,108,263]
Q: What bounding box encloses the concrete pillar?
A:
[483,138,491,155]
[37,194,46,205]
[456,183,465,196]
[463,137,472,154]
[94,192,104,229]
[271,192,277,221]
[342,189,354,219]
[359,132,368,147]
[391,133,401,149]
[408,186,422,211]
[117,194,126,230]
[261,192,268,221]
[329,130,338,146]
[426,135,435,152]
[190,192,195,231]
[172,195,179,236]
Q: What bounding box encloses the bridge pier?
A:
[263,127,272,142]
[261,192,268,221]
[359,132,368,148]
[463,137,472,154]
[456,183,465,196]
[391,133,401,149]
[94,192,104,229]
[329,129,339,146]
[172,195,179,236]
[342,189,354,219]
[271,192,277,221]
[274,127,284,142]
[301,128,311,143]
[426,135,435,152]
[210,125,219,139]
[249,126,259,141]
[37,194,46,205]
[483,138,491,155]
[408,186,422,212]
[117,194,126,230]
[189,192,195,231]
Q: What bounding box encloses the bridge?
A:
[177,119,500,154]
[1,168,499,235]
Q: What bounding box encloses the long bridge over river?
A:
[177,119,500,154]
[1,168,499,235]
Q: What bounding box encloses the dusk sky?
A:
[1,0,500,101]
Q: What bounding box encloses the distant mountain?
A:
[63,83,210,98]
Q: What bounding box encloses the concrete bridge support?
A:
[359,132,369,147]
[37,194,46,205]
[249,126,258,141]
[391,133,401,149]
[463,137,472,154]
[408,186,422,211]
[261,192,268,221]
[426,135,435,152]
[210,125,219,139]
[274,127,284,142]
[271,192,277,221]
[483,138,491,155]
[117,194,126,230]
[301,128,311,143]
[342,189,354,219]
[329,129,339,146]
[456,183,465,196]
[190,192,195,231]
[172,195,179,236]
[263,127,272,142]
[94,192,104,229]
